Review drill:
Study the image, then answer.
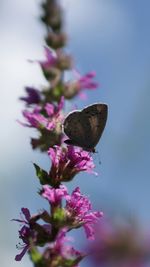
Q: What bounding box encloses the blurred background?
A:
[0,0,150,266]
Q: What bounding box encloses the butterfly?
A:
[63,103,108,152]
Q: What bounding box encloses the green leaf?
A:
[33,163,50,185]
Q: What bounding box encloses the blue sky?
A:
[1,1,150,266]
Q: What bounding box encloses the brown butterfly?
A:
[63,103,108,152]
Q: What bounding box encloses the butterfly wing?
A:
[81,103,108,149]
[63,111,91,148]
[63,103,108,150]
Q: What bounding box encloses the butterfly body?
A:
[63,103,108,152]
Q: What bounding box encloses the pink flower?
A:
[22,106,46,128]
[29,46,57,70]
[42,184,69,205]
[48,145,96,183]
[76,70,99,90]
[66,187,103,240]
[41,185,102,240]
[40,47,57,69]
[46,228,83,266]
[21,97,64,131]
[55,228,82,259]
[64,70,99,99]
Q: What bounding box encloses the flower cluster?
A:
[14,185,102,264]
[42,228,83,267]
[20,46,99,150]
[41,185,102,239]
[20,96,65,150]
[22,96,64,131]
[48,145,96,183]
[14,1,103,267]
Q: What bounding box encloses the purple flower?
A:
[42,184,69,205]
[15,226,31,261]
[21,97,64,131]
[54,228,82,258]
[20,87,41,105]
[76,71,99,90]
[41,185,102,240]
[66,187,103,240]
[39,46,57,70]
[13,208,34,261]
[45,228,83,266]
[64,70,99,99]
[48,145,96,182]
[13,208,52,261]
[22,106,46,128]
